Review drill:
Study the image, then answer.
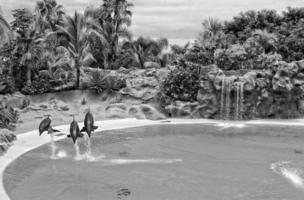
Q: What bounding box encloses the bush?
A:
[89,70,126,93]
[0,76,16,94]
[21,79,52,95]
[161,61,200,102]
[89,70,108,93]
[214,44,247,70]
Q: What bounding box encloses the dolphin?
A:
[80,109,98,138]
[39,115,60,136]
[67,116,83,144]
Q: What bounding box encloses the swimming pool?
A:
[3,124,304,200]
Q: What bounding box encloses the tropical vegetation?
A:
[0,1,304,97]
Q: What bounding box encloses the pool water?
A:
[4,124,304,200]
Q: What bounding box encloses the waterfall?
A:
[50,133,56,159]
[220,77,244,120]
[225,79,232,120]
[220,79,226,118]
[240,83,244,119]
[235,83,240,120]
[235,82,244,120]
[220,77,233,120]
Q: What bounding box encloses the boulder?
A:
[105,103,129,119]
[0,129,17,155]
[165,101,199,118]
[144,61,161,69]
[105,103,165,120]
[0,92,30,109]
[196,79,218,118]
[128,104,166,120]
[119,68,168,101]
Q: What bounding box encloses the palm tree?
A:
[202,18,223,38]
[35,0,65,33]
[55,12,98,88]
[16,26,43,85]
[40,46,74,84]
[85,0,133,69]
[198,18,227,50]
[35,0,68,86]
[0,13,12,46]
[121,37,169,68]
[252,29,278,53]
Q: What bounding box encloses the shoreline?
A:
[2,118,304,200]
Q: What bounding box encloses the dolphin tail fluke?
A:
[80,127,86,132]
[52,129,60,133]
[93,126,98,130]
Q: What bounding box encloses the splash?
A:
[72,137,105,162]
[216,123,246,130]
[56,150,67,158]
[50,133,56,159]
[103,158,183,165]
[74,140,82,160]
[271,161,304,190]
[84,134,92,159]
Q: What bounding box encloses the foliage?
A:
[21,78,52,94]
[88,70,126,93]
[89,70,109,93]
[0,76,15,94]
[169,43,190,65]
[161,61,200,102]
[35,0,65,33]
[11,9,35,36]
[183,43,214,66]
[0,13,12,46]
[120,37,169,68]
[85,0,133,69]
[0,104,19,131]
[55,12,97,88]
[222,7,304,62]
[2,2,304,96]
[214,44,247,70]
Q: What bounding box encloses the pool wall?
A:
[2,118,304,200]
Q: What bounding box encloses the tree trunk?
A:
[26,67,31,86]
[75,58,80,88]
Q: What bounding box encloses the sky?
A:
[1,0,304,44]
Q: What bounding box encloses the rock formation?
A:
[163,60,304,120]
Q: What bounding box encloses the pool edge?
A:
[2,118,304,200]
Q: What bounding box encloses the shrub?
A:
[214,44,247,70]
[0,76,16,94]
[89,70,126,93]
[21,79,52,95]
[89,70,107,93]
[161,61,200,102]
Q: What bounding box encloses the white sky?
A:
[1,0,304,44]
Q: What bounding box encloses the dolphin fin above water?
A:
[80,127,86,132]
[48,128,60,134]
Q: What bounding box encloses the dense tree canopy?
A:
[1,2,304,95]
